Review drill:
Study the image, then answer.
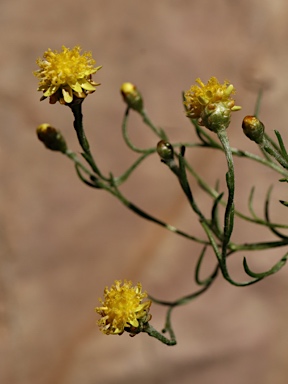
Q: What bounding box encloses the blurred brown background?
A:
[1,0,288,383]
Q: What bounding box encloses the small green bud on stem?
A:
[242,115,264,144]
[157,140,174,161]
[120,82,144,112]
[36,123,67,153]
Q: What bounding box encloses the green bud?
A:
[242,116,264,144]
[36,123,67,153]
[201,102,232,132]
[156,140,174,161]
[120,82,144,112]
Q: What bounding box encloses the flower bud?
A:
[242,115,264,144]
[201,102,232,132]
[120,82,144,112]
[36,123,67,153]
[156,140,174,161]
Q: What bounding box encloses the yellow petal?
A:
[68,81,83,93]
[62,88,73,103]
[43,85,59,97]
[79,78,96,91]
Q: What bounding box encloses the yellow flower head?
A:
[95,280,151,336]
[34,46,102,104]
[184,77,241,132]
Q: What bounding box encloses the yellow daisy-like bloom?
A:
[184,77,241,132]
[34,45,102,104]
[95,280,151,335]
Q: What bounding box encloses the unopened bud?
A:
[242,116,264,144]
[156,140,174,161]
[36,123,67,153]
[120,82,144,112]
[201,102,232,132]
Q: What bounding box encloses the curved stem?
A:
[140,109,167,140]
[184,158,288,229]
[108,182,209,245]
[192,122,288,177]
[114,151,154,186]
[122,107,163,153]
[122,108,150,153]
[143,321,176,346]
[65,149,95,177]
[149,266,218,307]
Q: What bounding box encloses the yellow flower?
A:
[184,77,241,132]
[34,45,102,104]
[95,280,151,335]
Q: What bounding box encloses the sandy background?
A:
[1,0,288,383]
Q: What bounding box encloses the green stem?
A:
[231,147,288,177]
[122,108,150,153]
[140,109,167,140]
[254,89,263,118]
[165,148,207,223]
[114,151,154,186]
[229,239,288,251]
[260,136,288,169]
[69,103,106,179]
[143,322,176,346]
[108,183,209,245]
[217,129,235,255]
[149,266,218,307]
[64,148,210,244]
[65,150,95,177]
[192,123,288,177]
[184,157,288,229]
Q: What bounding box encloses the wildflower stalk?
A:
[216,128,235,255]
[192,120,288,177]
[140,109,167,140]
[35,51,288,345]
[65,149,95,178]
[254,89,263,118]
[69,102,107,180]
[70,102,89,152]
[65,148,209,243]
[159,145,207,223]
[107,179,209,245]
[121,107,155,153]
[143,320,176,346]
[260,135,288,169]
